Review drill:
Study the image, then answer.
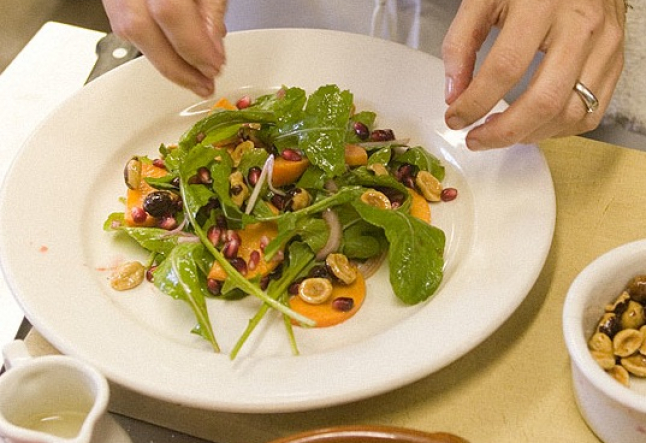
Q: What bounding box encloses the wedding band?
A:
[574,81,599,114]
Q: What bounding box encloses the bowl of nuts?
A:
[563,239,646,443]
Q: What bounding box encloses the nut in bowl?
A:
[563,239,646,443]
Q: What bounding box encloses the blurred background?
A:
[2,0,644,150]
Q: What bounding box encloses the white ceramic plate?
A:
[0,29,555,412]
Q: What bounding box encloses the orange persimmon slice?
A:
[124,163,168,227]
[271,156,310,187]
[408,188,431,223]
[208,221,282,281]
[211,97,237,111]
[289,273,366,328]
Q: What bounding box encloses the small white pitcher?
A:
[0,340,110,443]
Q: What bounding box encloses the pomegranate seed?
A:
[222,230,240,258]
[271,194,286,211]
[441,187,458,202]
[197,167,212,184]
[236,95,252,109]
[281,148,302,162]
[152,158,166,169]
[353,122,370,140]
[402,176,415,189]
[332,297,354,312]
[288,280,302,295]
[248,250,260,271]
[207,278,222,295]
[146,266,157,282]
[207,226,222,247]
[130,207,147,224]
[369,129,395,142]
[229,257,247,275]
[158,216,178,230]
[247,167,262,186]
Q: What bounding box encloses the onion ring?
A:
[316,208,342,260]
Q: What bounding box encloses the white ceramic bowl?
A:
[563,239,646,443]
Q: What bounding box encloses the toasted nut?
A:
[367,163,389,176]
[621,353,646,377]
[110,261,145,291]
[415,170,442,202]
[360,189,391,210]
[298,277,334,304]
[326,253,357,285]
[640,325,646,355]
[613,328,644,357]
[597,312,621,338]
[591,350,616,370]
[605,291,631,313]
[124,156,142,190]
[589,332,613,354]
[620,300,646,330]
[608,365,630,387]
[231,140,254,167]
[229,170,249,207]
[289,188,312,211]
[626,275,646,304]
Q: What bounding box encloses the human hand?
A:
[442,0,627,150]
[102,0,227,97]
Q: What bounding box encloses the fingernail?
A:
[194,82,214,98]
[446,115,467,130]
[445,76,455,104]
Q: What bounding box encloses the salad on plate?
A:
[104,84,454,358]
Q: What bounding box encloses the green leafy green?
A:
[353,201,445,304]
[153,242,219,351]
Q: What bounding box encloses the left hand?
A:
[442,0,627,150]
[102,0,228,97]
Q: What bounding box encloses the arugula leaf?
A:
[179,110,277,151]
[352,201,445,304]
[104,213,182,256]
[394,146,445,181]
[153,242,219,352]
[230,241,316,359]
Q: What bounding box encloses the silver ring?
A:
[574,81,599,114]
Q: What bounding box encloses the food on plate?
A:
[104,85,454,358]
[588,274,646,386]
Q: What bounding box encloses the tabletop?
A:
[3,21,644,443]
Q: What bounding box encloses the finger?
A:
[464,4,596,150]
[520,3,625,143]
[441,0,493,105]
[445,1,553,131]
[147,0,224,79]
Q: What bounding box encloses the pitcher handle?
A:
[2,340,33,371]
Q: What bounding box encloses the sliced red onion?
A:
[316,208,342,260]
[159,217,187,237]
[245,154,273,214]
[355,250,387,279]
